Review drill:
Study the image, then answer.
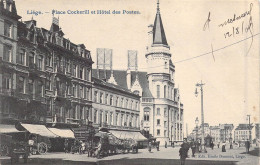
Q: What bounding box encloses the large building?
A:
[234,124,253,143]
[0,0,93,127]
[92,1,184,144]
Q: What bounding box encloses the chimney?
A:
[126,69,131,89]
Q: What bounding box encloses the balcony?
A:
[0,88,15,96]
[66,118,80,125]
[107,125,140,131]
[142,98,154,103]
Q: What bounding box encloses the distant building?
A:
[219,124,234,142]
[234,124,253,142]
[210,126,220,142]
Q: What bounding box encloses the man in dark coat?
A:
[245,139,250,153]
[179,144,187,165]
[182,138,190,157]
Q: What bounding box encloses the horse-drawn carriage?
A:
[94,131,138,158]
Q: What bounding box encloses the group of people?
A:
[64,139,94,157]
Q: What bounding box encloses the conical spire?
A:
[152,0,168,46]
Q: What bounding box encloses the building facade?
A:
[210,126,220,142]
[0,0,93,127]
[219,124,234,142]
[92,2,184,145]
[234,124,253,143]
[91,77,140,130]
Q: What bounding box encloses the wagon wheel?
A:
[38,142,48,154]
[1,144,9,156]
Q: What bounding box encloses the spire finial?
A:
[157,0,160,14]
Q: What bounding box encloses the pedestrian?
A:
[64,139,69,153]
[230,142,233,149]
[245,139,250,153]
[182,138,190,157]
[190,140,196,157]
[217,142,220,148]
[210,141,214,150]
[165,141,167,148]
[222,141,226,152]
[156,141,160,151]
[148,141,152,153]
[172,141,175,148]
[179,144,187,165]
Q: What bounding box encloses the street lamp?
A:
[195,117,199,141]
[195,80,207,153]
[247,115,251,142]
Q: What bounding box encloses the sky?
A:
[15,0,259,134]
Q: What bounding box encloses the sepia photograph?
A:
[0,0,259,164]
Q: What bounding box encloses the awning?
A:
[109,130,147,141]
[0,124,24,133]
[21,123,58,138]
[48,128,75,139]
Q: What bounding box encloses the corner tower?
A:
[146,0,175,97]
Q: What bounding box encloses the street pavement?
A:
[0,146,259,165]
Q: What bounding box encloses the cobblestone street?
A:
[1,146,259,165]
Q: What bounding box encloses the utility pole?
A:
[195,80,207,153]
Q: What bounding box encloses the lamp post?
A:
[195,117,199,141]
[195,80,207,153]
[195,117,199,153]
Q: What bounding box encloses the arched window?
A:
[144,107,150,121]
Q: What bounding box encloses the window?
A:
[157,108,160,115]
[18,77,25,93]
[100,93,103,103]
[66,59,70,72]
[121,98,124,107]
[110,112,113,125]
[3,73,12,90]
[157,85,160,98]
[79,86,83,98]
[38,81,43,97]
[4,21,12,38]
[164,130,167,137]
[105,94,108,104]
[29,52,35,68]
[144,111,150,121]
[157,119,160,125]
[94,110,97,123]
[164,85,167,98]
[72,84,76,97]
[157,129,160,136]
[115,113,118,126]
[164,121,167,128]
[135,102,138,110]
[110,95,113,105]
[28,79,34,94]
[3,45,12,62]
[125,99,128,108]
[94,91,98,102]
[86,88,89,100]
[72,64,77,77]
[46,56,52,66]
[130,101,133,109]
[79,67,83,79]
[18,49,26,65]
[85,69,90,81]
[105,112,108,124]
[164,108,167,116]
[37,55,43,70]
[121,114,124,126]
[115,97,119,107]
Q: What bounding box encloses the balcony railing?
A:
[0,88,15,96]
[142,98,154,103]
[66,118,80,124]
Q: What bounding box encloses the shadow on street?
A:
[0,157,238,165]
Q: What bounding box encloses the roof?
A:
[92,69,153,98]
[20,123,58,138]
[235,124,253,130]
[0,124,25,133]
[48,128,75,139]
[152,2,168,46]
